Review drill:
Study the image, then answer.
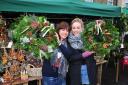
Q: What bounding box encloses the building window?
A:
[125,3,128,8]
[107,0,113,5]
[84,0,93,2]
[125,0,128,8]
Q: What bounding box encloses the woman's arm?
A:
[59,44,83,62]
[59,44,71,60]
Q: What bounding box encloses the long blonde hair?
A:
[71,18,84,31]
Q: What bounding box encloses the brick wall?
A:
[117,0,125,7]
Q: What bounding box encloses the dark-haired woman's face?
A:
[59,28,69,41]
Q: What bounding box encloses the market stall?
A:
[0,0,121,17]
[0,0,122,85]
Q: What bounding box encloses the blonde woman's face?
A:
[71,22,82,36]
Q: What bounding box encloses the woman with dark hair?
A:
[42,21,70,85]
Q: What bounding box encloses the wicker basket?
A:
[26,64,42,77]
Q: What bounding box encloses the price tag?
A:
[7,41,13,48]
[57,52,62,58]
[121,43,124,48]
[48,46,53,53]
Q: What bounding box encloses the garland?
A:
[11,15,58,59]
[82,20,120,58]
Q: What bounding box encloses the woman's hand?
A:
[52,57,61,68]
[55,32,61,45]
[82,51,95,58]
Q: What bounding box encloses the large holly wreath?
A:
[0,15,6,72]
[11,15,58,59]
[82,20,120,58]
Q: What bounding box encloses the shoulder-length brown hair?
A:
[56,21,70,33]
[56,21,69,39]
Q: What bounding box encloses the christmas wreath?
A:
[0,16,6,72]
[82,20,120,58]
[11,15,58,59]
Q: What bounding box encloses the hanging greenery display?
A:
[0,15,6,72]
[11,15,58,59]
[82,20,120,58]
[0,15,7,46]
[120,14,128,31]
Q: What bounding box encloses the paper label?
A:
[57,52,62,58]
[7,41,13,48]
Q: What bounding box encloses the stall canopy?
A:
[0,0,121,17]
[122,8,128,14]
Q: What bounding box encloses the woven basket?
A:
[26,64,42,77]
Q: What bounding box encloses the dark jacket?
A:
[59,43,96,85]
[42,59,58,77]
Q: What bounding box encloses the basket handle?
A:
[27,64,35,68]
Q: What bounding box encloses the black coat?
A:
[42,59,58,77]
[59,44,96,85]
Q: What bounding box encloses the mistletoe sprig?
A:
[82,20,120,57]
[11,15,58,59]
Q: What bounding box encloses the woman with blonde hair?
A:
[59,18,96,85]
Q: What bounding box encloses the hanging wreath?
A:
[82,20,120,58]
[0,15,6,72]
[0,15,7,45]
[11,15,58,59]
[121,14,128,31]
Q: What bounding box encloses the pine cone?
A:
[40,45,48,52]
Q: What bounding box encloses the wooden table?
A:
[2,76,42,85]
[96,60,107,85]
[1,60,107,85]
